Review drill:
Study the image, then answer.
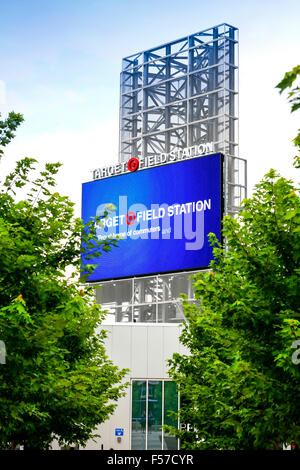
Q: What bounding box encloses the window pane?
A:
[95,279,132,305]
[158,303,185,323]
[163,381,179,450]
[115,305,132,323]
[133,277,157,303]
[133,304,157,323]
[100,304,132,324]
[157,273,195,301]
[147,381,162,450]
[131,381,146,450]
[100,304,118,324]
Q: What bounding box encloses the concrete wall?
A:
[82,323,188,450]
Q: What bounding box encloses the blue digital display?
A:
[82,153,223,282]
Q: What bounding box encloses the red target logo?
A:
[127,157,139,172]
[126,211,136,225]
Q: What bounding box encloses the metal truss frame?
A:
[119,23,245,215]
[119,23,238,160]
[93,24,247,324]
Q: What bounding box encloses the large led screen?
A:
[82,153,223,282]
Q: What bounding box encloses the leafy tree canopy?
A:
[277,65,300,160]
[0,112,128,449]
[167,68,300,450]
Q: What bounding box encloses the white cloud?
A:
[0,80,6,105]
[64,90,86,104]
[1,119,119,217]
[239,51,299,196]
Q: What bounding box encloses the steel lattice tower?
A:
[119,23,246,215]
[93,24,247,326]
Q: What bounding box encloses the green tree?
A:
[166,69,300,449]
[0,112,128,449]
[276,65,300,153]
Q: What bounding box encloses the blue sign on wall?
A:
[115,428,124,436]
[82,153,223,282]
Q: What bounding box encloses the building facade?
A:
[70,23,246,450]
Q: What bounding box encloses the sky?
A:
[1,0,299,215]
